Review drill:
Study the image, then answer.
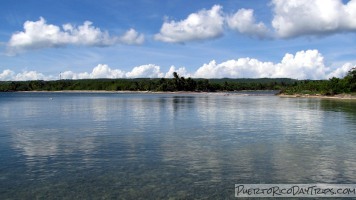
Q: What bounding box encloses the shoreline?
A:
[4,90,356,100]
[278,93,356,100]
[14,90,212,94]
[8,89,279,94]
[10,90,222,95]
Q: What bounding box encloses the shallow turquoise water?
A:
[0,92,355,199]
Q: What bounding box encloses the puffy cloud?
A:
[0,69,15,81]
[119,28,145,45]
[327,63,355,79]
[0,69,48,81]
[125,64,164,78]
[1,50,355,81]
[164,66,190,78]
[194,50,351,80]
[90,64,126,78]
[274,50,328,79]
[154,5,224,43]
[227,8,270,39]
[271,0,356,38]
[194,59,274,78]
[63,64,163,79]
[15,71,47,80]
[60,71,80,80]
[0,65,180,81]
[61,64,125,79]
[6,17,144,54]
[155,1,356,40]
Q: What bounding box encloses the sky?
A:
[0,0,355,81]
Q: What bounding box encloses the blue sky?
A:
[0,0,355,80]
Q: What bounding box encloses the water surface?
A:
[0,92,355,199]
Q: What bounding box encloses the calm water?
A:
[0,92,355,199]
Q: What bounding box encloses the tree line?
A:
[0,68,354,95]
[280,68,355,95]
[0,74,295,92]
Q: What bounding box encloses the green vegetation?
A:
[0,73,294,92]
[0,68,355,95]
[280,67,356,95]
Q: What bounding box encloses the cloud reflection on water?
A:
[3,93,356,188]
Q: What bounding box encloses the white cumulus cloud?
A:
[119,28,145,45]
[274,50,329,79]
[62,64,164,79]
[154,1,356,40]
[227,8,270,39]
[164,66,190,78]
[15,71,48,80]
[327,63,355,79]
[0,69,15,81]
[0,69,49,81]
[61,64,125,79]
[6,17,144,54]
[194,50,353,80]
[154,5,224,43]
[194,59,274,78]
[125,64,164,78]
[90,64,126,78]
[1,50,355,81]
[272,0,356,38]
